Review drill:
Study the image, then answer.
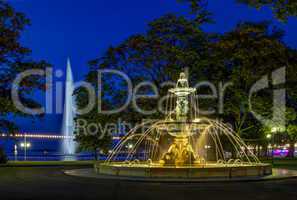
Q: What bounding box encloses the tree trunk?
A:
[94,149,98,161]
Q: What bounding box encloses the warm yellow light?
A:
[193,118,201,123]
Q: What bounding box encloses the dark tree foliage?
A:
[76,1,297,150]
[0,146,8,164]
[237,0,297,21]
[87,17,210,121]
[75,129,112,160]
[213,22,297,127]
[75,0,212,152]
[177,0,212,23]
[74,88,113,159]
[0,2,50,132]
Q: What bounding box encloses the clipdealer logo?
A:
[249,67,286,130]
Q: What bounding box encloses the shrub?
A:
[0,147,8,164]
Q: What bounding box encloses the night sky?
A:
[8,0,297,133]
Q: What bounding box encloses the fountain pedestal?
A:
[160,73,199,166]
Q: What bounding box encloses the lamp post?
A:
[266,133,272,161]
[14,144,18,161]
[270,127,283,165]
[204,145,211,160]
[271,128,276,165]
[20,135,31,161]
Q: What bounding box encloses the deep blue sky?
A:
[8,0,297,133]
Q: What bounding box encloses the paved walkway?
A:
[0,167,296,200]
[65,168,297,182]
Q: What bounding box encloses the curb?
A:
[64,168,297,183]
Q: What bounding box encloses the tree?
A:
[237,0,297,21]
[0,2,50,133]
[286,108,297,157]
[83,3,212,123]
[75,131,112,160]
[74,87,113,160]
[213,22,297,146]
[74,0,212,151]
[77,1,297,156]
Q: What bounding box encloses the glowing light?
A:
[0,133,121,141]
[266,134,272,139]
[271,127,278,133]
[285,144,290,148]
[271,126,285,133]
[20,142,31,148]
[193,118,201,123]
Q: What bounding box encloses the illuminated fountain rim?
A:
[96,162,272,179]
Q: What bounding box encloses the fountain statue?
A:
[160,72,197,166]
[96,72,272,178]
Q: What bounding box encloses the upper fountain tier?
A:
[168,72,197,121]
[169,72,196,97]
[157,72,203,137]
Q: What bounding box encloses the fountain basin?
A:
[96,162,272,178]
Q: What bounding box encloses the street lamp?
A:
[204,145,211,159]
[20,140,31,161]
[20,142,31,148]
[14,144,18,161]
[266,134,272,161]
[270,126,284,165]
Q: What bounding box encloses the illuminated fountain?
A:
[97,72,272,178]
[61,59,77,160]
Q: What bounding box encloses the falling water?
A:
[105,72,261,167]
[61,58,77,160]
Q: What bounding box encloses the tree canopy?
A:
[76,0,297,153]
[0,2,50,132]
[237,0,297,21]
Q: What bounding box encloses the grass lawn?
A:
[272,159,297,170]
[262,158,297,170]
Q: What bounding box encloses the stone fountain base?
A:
[95,162,272,178]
